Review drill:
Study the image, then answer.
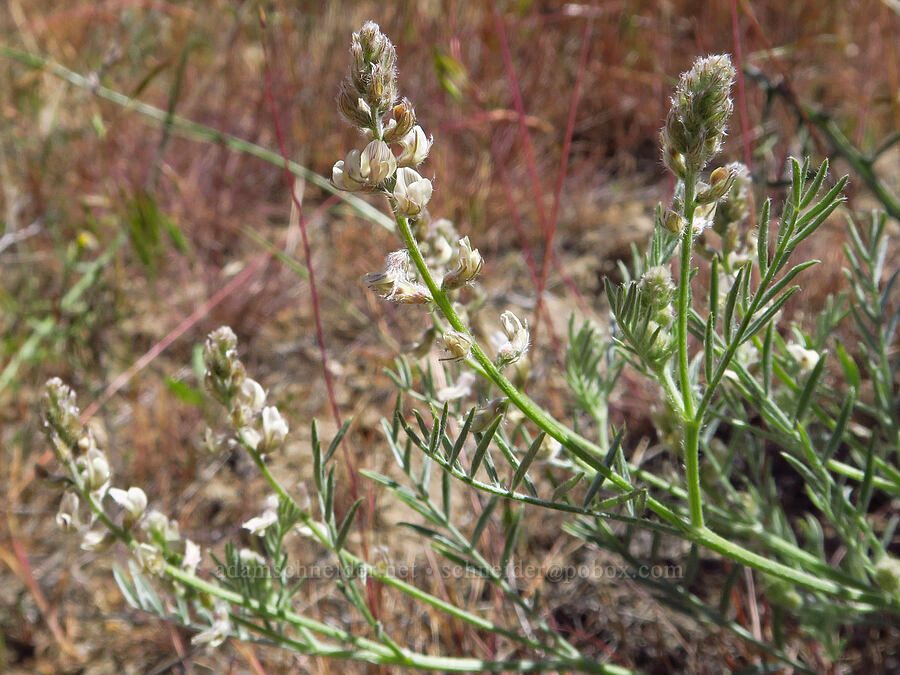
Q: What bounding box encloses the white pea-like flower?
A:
[393,167,432,217]
[81,529,114,552]
[332,150,366,191]
[260,406,289,453]
[144,509,180,542]
[496,311,529,367]
[397,125,432,167]
[787,343,820,373]
[442,236,483,290]
[56,491,82,532]
[135,542,166,576]
[77,445,111,493]
[363,250,431,304]
[192,600,232,648]
[332,140,397,191]
[243,510,278,535]
[239,426,262,451]
[108,486,148,523]
[237,378,266,414]
[182,539,202,575]
[239,548,266,566]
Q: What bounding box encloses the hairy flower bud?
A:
[496,311,529,368]
[397,125,432,168]
[438,330,473,361]
[660,208,685,235]
[41,377,83,460]
[393,167,433,217]
[471,398,509,433]
[662,54,735,173]
[442,236,483,290]
[339,21,399,126]
[383,99,417,143]
[714,162,751,232]
[337,81,373,129]
[640,266,675,312]
[203,327,246,406]
[696,165,737,204]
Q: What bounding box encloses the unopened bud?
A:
[639,266,675,312]
[41,378,83,460]
[714,162,751,231]
[203,327,245,406]
[471,398,509,433]
[661,208,685,235]
[697,167,736,204]
[383,99,416,143]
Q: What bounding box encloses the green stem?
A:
[677,171,704,528]
[393,210,897,608]
[683,420,704,527]
[167,564,627,672]
[244,444,557,655]
[677,172,698,420]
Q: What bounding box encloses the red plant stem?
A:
[729,0,753,170]
[490,2,595,350]
[492,138,565,360]
[539,14,595,333]
[259,14,378,619]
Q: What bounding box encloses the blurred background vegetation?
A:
[1,1,898,672]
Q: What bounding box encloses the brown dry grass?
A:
[1,1,898,673]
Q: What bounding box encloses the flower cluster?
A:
[203,327,288,455]
[332,21,433,219]
[661,54,736,175]
[40,380,203,598]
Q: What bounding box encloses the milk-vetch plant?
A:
[39,21,900,672]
